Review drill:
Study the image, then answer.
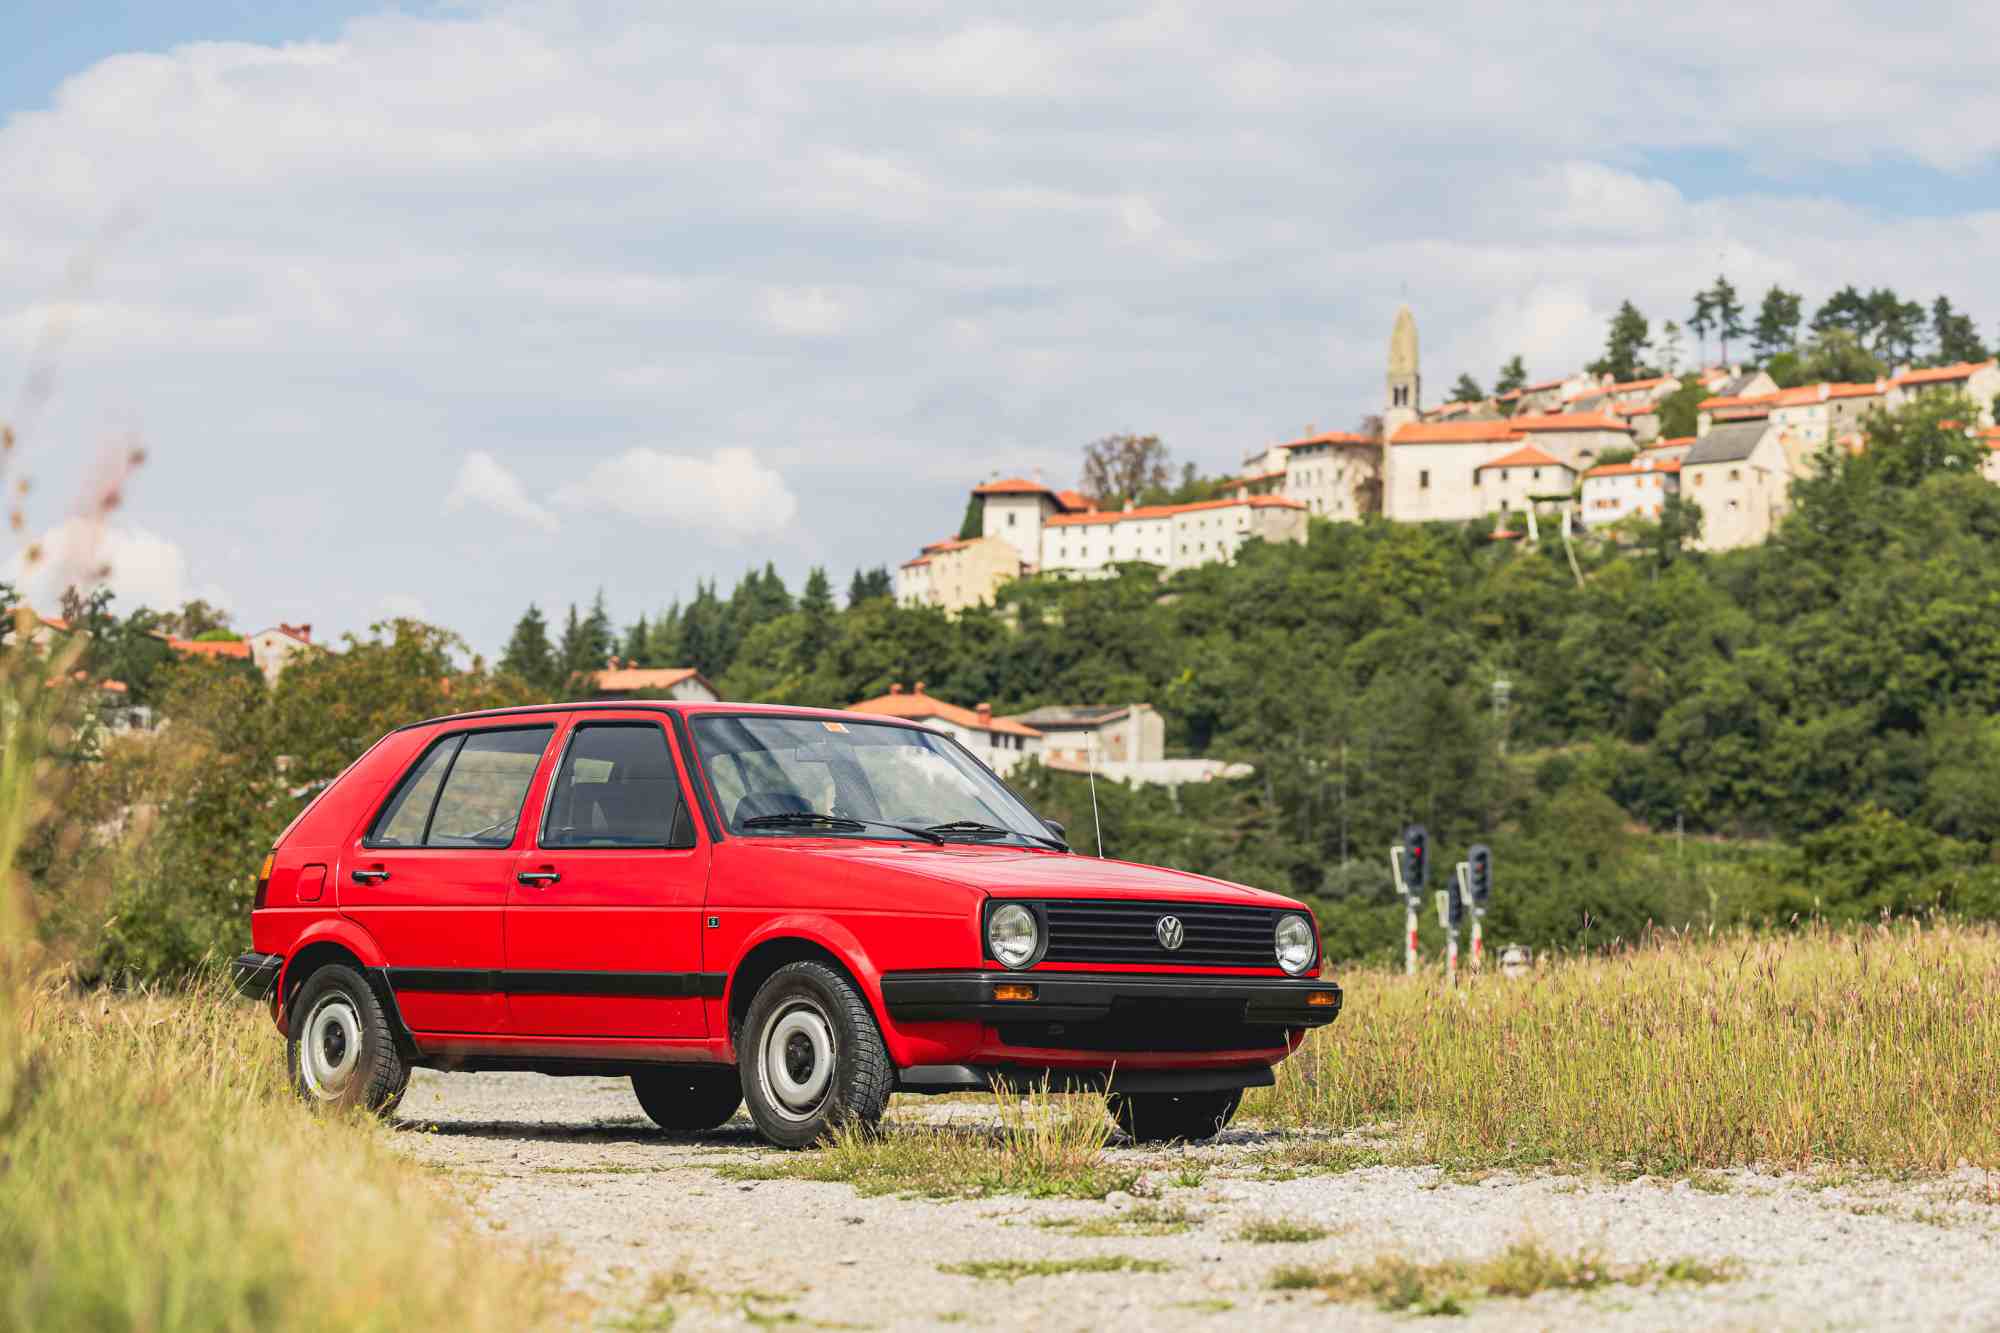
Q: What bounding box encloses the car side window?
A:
[542,723,695,849]
[368,726,554,848]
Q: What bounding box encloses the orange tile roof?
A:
[1697,391,1778,412]
[1521,378,1566,392]
[848,687,1042,737]
[899,555,931,569]
[1509,412,1633,434]
[920,537,970,554]
[1053,489,1094,512]
[1474,444,1567,472]
[1896,359,1997,387]
[1389,420,1522,446]
[1767,380,1890,407]
[973,477,1053,497]
[1043,494,1306,528]
[171,637,252,659]
[1605,375,1677,393]
[1237,469,1287,485]
[1646,436,1695,449]
[1584,457,1682,480]
[590,666,713,694]
[1277,429,1375,449]
[1497,388,1524,401]
[1612,401,1660,416]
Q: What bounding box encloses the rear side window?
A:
[542,723,694,849]
[367,726,555,848]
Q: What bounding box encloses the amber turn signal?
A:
[253,852,275,909]
[1305,991,1337,1007]
[991,983,1038,1002]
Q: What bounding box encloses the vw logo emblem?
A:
[1156,916,1185,950]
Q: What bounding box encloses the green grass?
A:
[1273,1240,1740,1314]
[715,1084,1135,1200]
[939,1256,1171,1282]
[0,979,572,1331]
[1037,1202,1194,1236]
[1237,1217,1331,1244]
[1248,923,2000,1175]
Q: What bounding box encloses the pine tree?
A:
[1931,296,1990,366]
[1751,286,1803,363]
[1709,276,1745,364]
[498,604,558,691]
[1494,355,1528,396]
[957,493,984,541]
[1688,289,1716,367]
[1586,301,1653,381]
[647,603,683,664]
[1658,320,1685,375]
[798,567,836,667]
[1448,373,1484,403]
[621,615,649,667]
[556,593,615,686]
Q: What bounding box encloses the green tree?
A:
[1449,373,1484,403]
[165,598,232,639]
[1654,375,1707,439]
[956,492,983,540]
[1930,295,1989,365]
[847,567,892,606]
[1586,301,1653,381]
[1081,433,1170,508]
[1707,275,1746,363]
[1494,355,1528,396]
[499,603,559,691]
[1688,288,1716,365]
[557,592,615,686]
[1796,328,1887,385]
[1657,320,1684,375]
[1751,286,1803,362]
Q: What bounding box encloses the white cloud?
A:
[5,518,222,615]
[554,447,797,539]
[3,1,1998,652]
[444,451,559,534]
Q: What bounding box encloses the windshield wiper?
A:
[741,812,944,844]
[924,820,1068,852]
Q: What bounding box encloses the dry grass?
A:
[939,1255,1170,1282]
[0,978,573,1332]
[717,1083,1134,1199]
[1272,1240,1741,1314]
[1249,924,2000,1174]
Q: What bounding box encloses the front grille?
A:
[997,1005,1292,1053]
[1037,900,1284,970]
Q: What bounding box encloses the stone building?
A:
[1895,359,1999,426]
[1580,454,1681,528]
[1473,444,1576,518]
[1680,421,1792,551]
[896,535,1023,613]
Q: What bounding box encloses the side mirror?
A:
[1043,819,1067,841]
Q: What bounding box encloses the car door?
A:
[339,719,563,1034]
[505,713,711,1039]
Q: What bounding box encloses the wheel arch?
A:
[278,927,417,1060]
[725,920,894,1061]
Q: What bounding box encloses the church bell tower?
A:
[1384,304,1421,438]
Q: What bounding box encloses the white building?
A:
[1473,444,1576,517]
[974,478,1095,566]
[1384,419,1525,522]
[1766,380,1894,449]
[847,683,1041,774]
[1040,494,1307,575]
[1276,431,1380,520]
[1580,454,1682,528]
[1894,359,1999,426]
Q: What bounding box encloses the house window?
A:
[1419,469,1430,489]
[1007,512,1016,526]
[1532,468,1541,479]
[1729,469,1741,482]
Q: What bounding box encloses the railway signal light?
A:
[1402,824,1429,893]
[1466,844,1492,909]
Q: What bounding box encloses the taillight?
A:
[253,852,275,909]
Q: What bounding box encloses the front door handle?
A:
[351,868,390,885]
[516,870,561,886]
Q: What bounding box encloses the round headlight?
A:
[987,903,1041,970]
[1274,913,1316,975]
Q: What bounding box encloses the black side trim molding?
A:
[897,1063,1278,1095]
[384,968,728,999]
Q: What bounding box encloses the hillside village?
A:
[896,306,2000,612]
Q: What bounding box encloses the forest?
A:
[19,391,2000,976]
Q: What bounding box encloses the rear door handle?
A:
[351,868,390,885]
[516,870,561,886]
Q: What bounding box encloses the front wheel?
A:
[738,961,891,1148]
[1109,1089,1242,1144]
[632,1066,742,1133]
[286,963,409,1114]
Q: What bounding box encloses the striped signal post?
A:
[1392,825,1429,976]
[1438,867,1465,986]
[1466,845,1493,972]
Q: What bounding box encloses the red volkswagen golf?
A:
[234,702,1341,1146]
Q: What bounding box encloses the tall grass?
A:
[1251,923,2000,1173]
[1,978,573,1331]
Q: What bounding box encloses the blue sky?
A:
[2,2,1996,656]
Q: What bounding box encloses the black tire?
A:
[737,961,891,1149]
[632,1066,743,1133]
[1110,1089,1242,1144]
[286,963,408,1114]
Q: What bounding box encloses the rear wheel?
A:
[738,961,891,1149]
[1110,1089,1242,1144]
[286,963,408,1114]
[631,1066,742,1132]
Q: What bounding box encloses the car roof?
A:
[397,698,923,733]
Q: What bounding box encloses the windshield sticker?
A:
[821,722,849,733]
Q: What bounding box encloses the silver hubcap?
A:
[299,993,362,1100]
[759,999,835,1123]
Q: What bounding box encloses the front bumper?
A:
[232,951,284,1002]
[879,969,1344,1028]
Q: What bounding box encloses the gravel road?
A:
[388,1069,2000,1330]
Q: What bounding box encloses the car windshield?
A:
[690,715,1057,846]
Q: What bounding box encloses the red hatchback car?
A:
[234,702,1342,1145]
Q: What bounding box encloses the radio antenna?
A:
[1087,731,1104,858]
